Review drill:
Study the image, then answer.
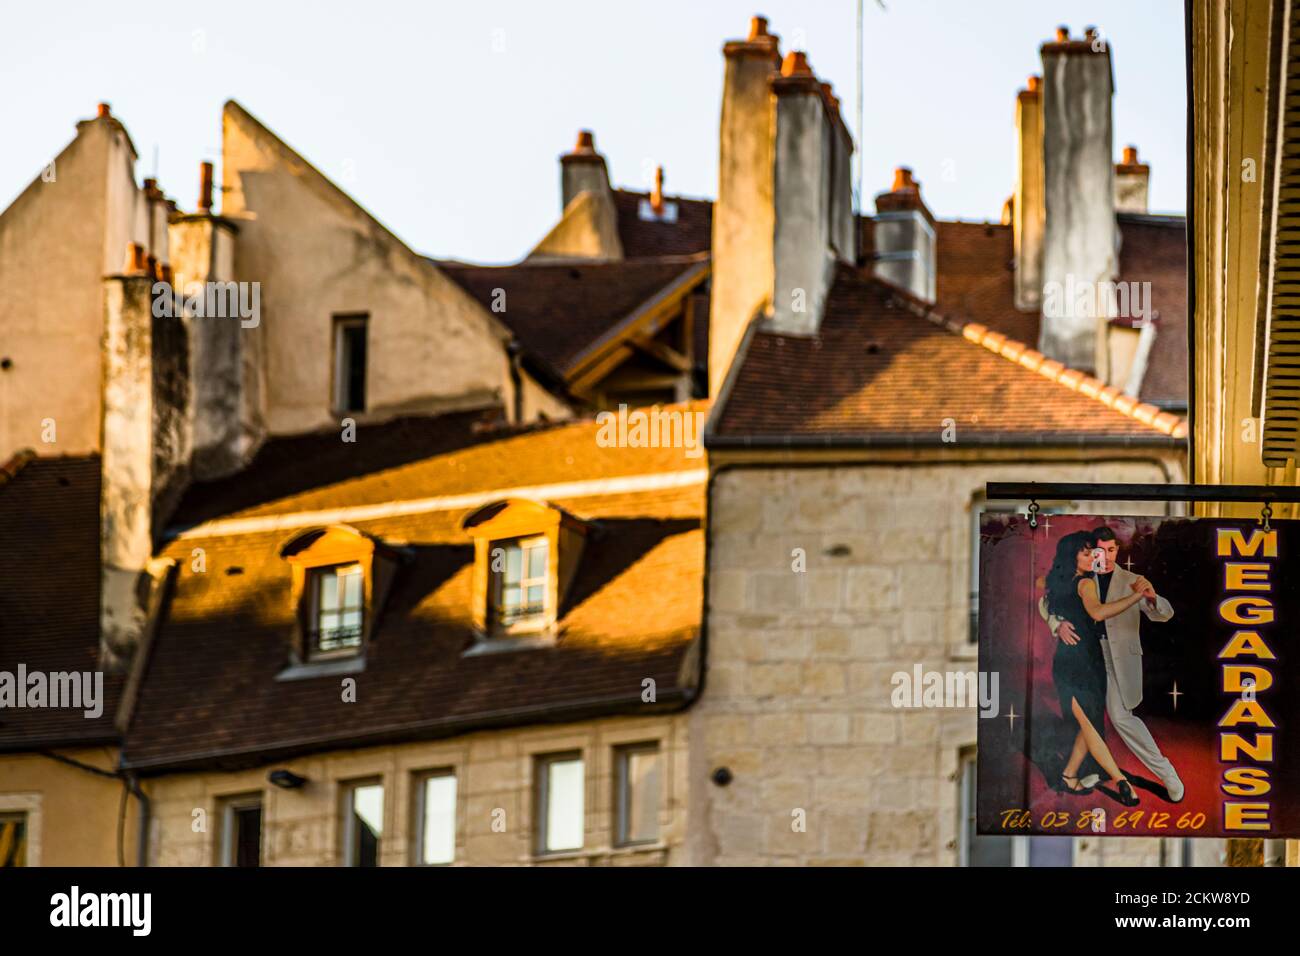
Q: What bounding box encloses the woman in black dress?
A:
[1044,531,1144,805]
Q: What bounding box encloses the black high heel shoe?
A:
[1058,774,1095,795]
[1112,778,1139,807]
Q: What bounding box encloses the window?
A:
[343,780,384,867]
[535,753,584,855]
[309,563,364,655]
[333,315,368,413]
[492,535,548,628]
[414,771,457,865]
[0,812,27,868]
[218,794,262,867]
[614,743,661,846]
[958,751,1073,867]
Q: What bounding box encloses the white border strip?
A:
[170,468,708,540]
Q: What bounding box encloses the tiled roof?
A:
[612,189,713,258]
[924,215,1188,408]
[124,406,708,770]
[933,220,1040,347]
[1114,214,1188,406]
[170,408,506,529]
[710,265,1186,446]
[0,454,125,751]
[172,404,708,529]
[438,256,707,385]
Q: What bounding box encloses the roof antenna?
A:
[855,0,887,215]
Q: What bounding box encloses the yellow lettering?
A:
[1217,528,1278,558]
[1219,699,1276,729]
[1219,597,1274,625]
[1224,802,1271,830]
[1219,631,1277,660]
[1223,768,1272,797]
[1224,665,1274,693]
[1220,733,1274,762]
[1224,562,1271,590]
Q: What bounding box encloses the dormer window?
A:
[310,563,364,654]
[492,535,548,628]
[462,499,588,645]
[279,525,401,675]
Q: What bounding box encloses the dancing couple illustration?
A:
[1034,525,1183,807]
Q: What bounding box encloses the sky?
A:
[0,0,1187,264]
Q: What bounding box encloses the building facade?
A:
[3,14,1237,869]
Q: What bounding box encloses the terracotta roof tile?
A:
[711,266,1185,445]
[173,403,709,530]
[438,256,707,384]
[612,189,713,258]
[927,215,1187,408]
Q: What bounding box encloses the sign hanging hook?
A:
[1027,499,1040,529]
[1260,502,1273,533]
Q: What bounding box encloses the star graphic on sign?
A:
[1124,556,1134,571]
[1169,682,1182,710]
[1006,704,1019,733]
[1040,516,1052,535]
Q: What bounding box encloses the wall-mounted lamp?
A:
[268,769,308,790]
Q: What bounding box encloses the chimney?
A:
[1038,25,1120,375]
[101,247,191,668]
[97,102,111,118]
[143,179,170,266]
[872,167,936,302]
[560,129,613,211]
[768,51,854,333]
[199,160,214,213]
[530,130,623,260]
[708,16,782,397]
[169,163,248,479]
[709,21,855,388]
[1114,145,1150,213]
[1013,75,1045,309]
[650,166,665,215]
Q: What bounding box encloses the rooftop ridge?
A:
[0,448,36,488]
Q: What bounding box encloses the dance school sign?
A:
[976,513,1300,839]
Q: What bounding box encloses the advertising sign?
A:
[977,513,1298,838]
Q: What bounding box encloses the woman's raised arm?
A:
[1077,576,1144,622]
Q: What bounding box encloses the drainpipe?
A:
[126,772,150,867]
[507,340,524,423]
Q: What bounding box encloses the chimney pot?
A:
[1084,26,1098,40]
[124,243,141,273]
[892,167,917,192]
[97,102,111,118]
[573,129,596,154]
[1055,26,1069,42]
[749,15,769,40]
[1027,75,1041,93]
[651,166,665,213]
[780,51,812,77]
[1122,145,1138,165]
[199,161,214,212]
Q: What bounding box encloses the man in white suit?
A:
[1039,526,1183,801]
